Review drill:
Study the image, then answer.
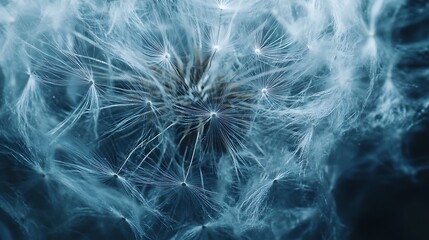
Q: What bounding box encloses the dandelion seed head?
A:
[0,0,422,239]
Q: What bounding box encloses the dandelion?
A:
[0,0,425,239]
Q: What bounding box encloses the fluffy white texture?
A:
[0,0,418,239]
